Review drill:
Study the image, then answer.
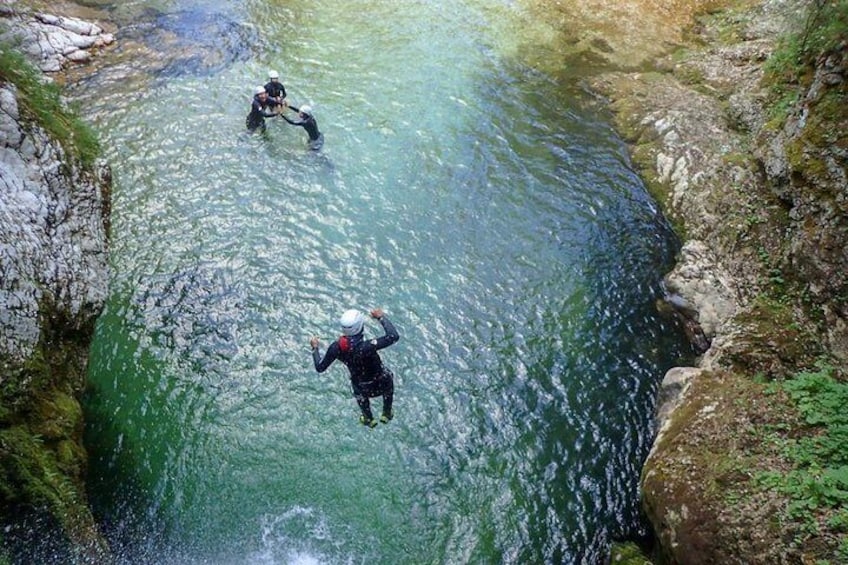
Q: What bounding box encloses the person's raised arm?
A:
[311,337,340,372]
[369,308,399,349]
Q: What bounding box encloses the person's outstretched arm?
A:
[311,338,340,372]
[368,309,399,350]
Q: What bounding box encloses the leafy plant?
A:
[756,363,848,538]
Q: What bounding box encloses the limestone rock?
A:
[653,366,701,445]
[0,81,109,363]
[0,81,111,562]
[664,240,740,341]
[0,9,115,73]
[592,0,847,560]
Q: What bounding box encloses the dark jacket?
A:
[246,95,276,131]
[312,316,399,386]
[282,106,321,141]
[264,80,286,106]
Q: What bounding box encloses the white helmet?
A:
[254,85,266,95]
[268,70,279,79]
[299,105,312,115]
[339,309,364,336]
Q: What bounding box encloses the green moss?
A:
[0,300,106,557]
[676,64,705,86]
[54,439,84,477]
[610,541,657,564]
[0,426,72,509]
[32,390,83,441]
[720,151,752,168]
[0,43,101,170]
[728,294,823,378]
[691,1,761,46]
[644,371,761,559]
[0,348,51,424]
[785,88,848,193]
[0,421,103,557]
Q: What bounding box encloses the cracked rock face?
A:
[0,83,109,364]
[0,9,115,72]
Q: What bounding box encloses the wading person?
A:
[310,308,399,428]
[281,104,323,150]
[264,70,287,112]
[245,86,277,133]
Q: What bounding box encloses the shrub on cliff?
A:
[0,43,100,169]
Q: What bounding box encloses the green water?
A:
[78,1,691,563]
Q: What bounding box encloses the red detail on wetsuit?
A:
[339,336,350,353]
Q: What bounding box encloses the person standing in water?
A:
[310,308,399,428]
[264,70,287,113]
[245,86,278,133]
[281,104,323,150]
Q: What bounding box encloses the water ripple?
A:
[82,0,692,563]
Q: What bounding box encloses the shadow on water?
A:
[146,8,263,77]
[66,5,264,93]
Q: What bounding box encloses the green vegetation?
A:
[0,298,106,558]
[609,541,656,564]
[757,363,848,550]
[0,43,100,169]
[763,0,848,124]
[0,38,108,553]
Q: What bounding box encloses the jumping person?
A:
[264,70,287,112]
[281,104,323,150]
[310,308,399,428]
[245,86,277,133]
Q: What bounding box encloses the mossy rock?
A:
[609,541,657,564]
[32,390,83,441]
[642,368,845,562]
[0,425,106,561]
[0,350,51,422]
[0,426,72,509]
[785,88,848,197]
[0,309,106,558]
[724,295,824,379]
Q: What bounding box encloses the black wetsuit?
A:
[312,316,399,421]
[245,95,276,132]
[264,80,287,107]
[282,105,323,149]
